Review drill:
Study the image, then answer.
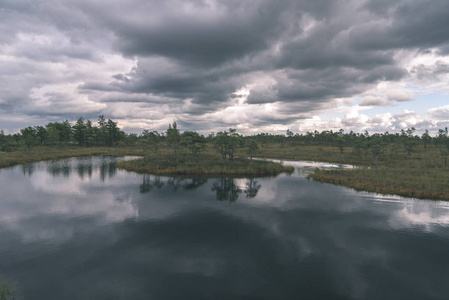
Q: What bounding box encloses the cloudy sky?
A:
[1,0,449,135]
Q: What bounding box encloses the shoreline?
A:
[0,147,294,177]
[308,167,448,201]
[1,146,448,201]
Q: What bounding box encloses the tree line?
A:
[0,116,124,151]
[251,127,449,157]
[2,117,449,162]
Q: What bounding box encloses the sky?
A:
[1,0,449,136]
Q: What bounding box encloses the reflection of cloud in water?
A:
[394,200,449,231]
[1,157,449,299]
[261,158,359,177]
[277,158,449,232]
[353,193,449,231]
[212,180,449,299]
[0,157,138,243]
[31,169,86,195]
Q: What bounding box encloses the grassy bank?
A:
[254,143,381,165]
[286,144,449,201]
[117,154,294,176]
[0,146,142,169]
[310,167,449,200]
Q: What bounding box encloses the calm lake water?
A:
[1,156,449,299]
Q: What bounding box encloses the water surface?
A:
[0,156,448,299]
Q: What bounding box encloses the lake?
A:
[0,156,449,299]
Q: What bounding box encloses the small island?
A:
[116,154,293,176]
[116,122,293,176]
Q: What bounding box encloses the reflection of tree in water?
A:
[76,163,93,179]
[47,160,71,177]
[21,163,35,177]
[139,175,262,201]
[211,178,242,202]
[140,175,164,193]
[44,157,118,181]
[244,178,262,199]
[100,160,116,182]
[140,175,207,194]
[181,178,208,190]
[212,178,262,202]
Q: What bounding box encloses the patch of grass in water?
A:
[117,153,294,176]
[309,166,449,201]
[0,280,12,300]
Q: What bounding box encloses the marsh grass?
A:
[253,143,379,165]
[0,146,142,169]
[117,153,294,176]
[300,144,449,201]
[0,280,12,300]
[310,167,449,200]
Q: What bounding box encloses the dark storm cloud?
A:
[98,0,289,67]
[357,0,449,51]
[2,0,449,132]
[105,56,248,114]
[410,60,449,81]
[94,0,422,110]
[0,0,112,129]
[111,74,130,82]
[246,65,405,105]
[0,0,108,62]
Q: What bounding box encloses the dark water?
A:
[1,156,449,300]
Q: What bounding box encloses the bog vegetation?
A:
[0,280,12,300]
[2,116,449,199]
